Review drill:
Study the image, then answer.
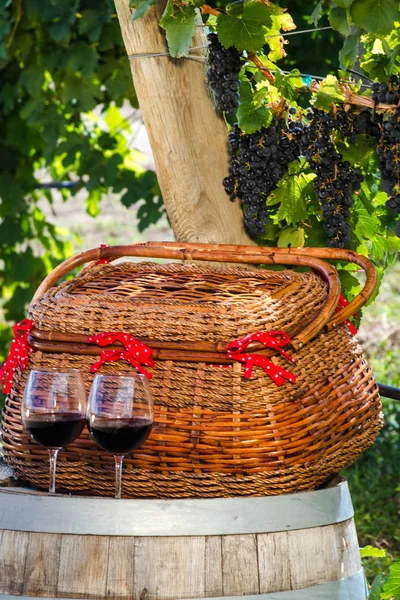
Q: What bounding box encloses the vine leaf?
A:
[274,171,314,226]
[360,546,386,558]
[237,103,272,134]
[278,227,305,248]
[354,201,380,239]
[365,266,384,306]
[329,7,351,37]
[339,32,359,69]
[336,135,377,171]
[275,70,304,101]
[368,574,384,600]
[130,0,157,21]
[217,3,272,52]
[338,270,361,300]
[313,75,345,111]
[380,561,400,599]
[160,3,196,58]
[386,230,400,253]
[310,1,323,26]
[350,0,400,35]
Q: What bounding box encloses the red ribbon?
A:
[0,319,34,394]
[226,331,296,386]
[312,268,357,335]
[336,294,357,335]
[97,244,111,265]
[88,332,154,378]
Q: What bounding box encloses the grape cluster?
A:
[206,33,241,117]
[223,118,301,238]
[335,108,381,143]
[377,106,400,215]
[301,109,363,248]
[371,75,400,105]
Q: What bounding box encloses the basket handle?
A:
[140,243,376,330]
[30,242,373,349]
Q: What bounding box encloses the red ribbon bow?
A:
[0,319,34,394]
[336,294,357,336]
[87,332,154,378]
[226,331,296,386]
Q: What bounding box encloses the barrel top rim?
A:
[1,474,345,501]
[0,475,354,537]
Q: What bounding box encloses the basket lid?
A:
[29,261,327,345]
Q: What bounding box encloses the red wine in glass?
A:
[25,412,86,449]
[88,417,152,455]
[88,373,154,498]
[21,369,87,494]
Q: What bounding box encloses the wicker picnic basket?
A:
[1,242,383,498]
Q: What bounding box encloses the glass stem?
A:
[48,448,60,494]
[114,455,124,499]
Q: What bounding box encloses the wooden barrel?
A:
[0,477,367,600]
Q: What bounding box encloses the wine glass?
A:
[87,373,153,499]
[21,369,87,494]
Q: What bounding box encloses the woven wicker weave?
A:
[1,242,383,498]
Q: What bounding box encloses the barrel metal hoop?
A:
[0,477,354,537]
[0,567,368,600]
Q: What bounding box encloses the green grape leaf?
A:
[62,74,102,111]
[338,270,361,300]
[350,0,400,35]
[270,12,296,33]
[310,1,323,26]
[368,574,384,600]
[329,7,351,37]
[354,201,381,239]
[336,135,378,171]
[239,79,254,103]
[48,21,71,42]
[381,561,400,599]
[386,230,400,253]
[339,32,359,69]
[261,221,280,241]
[225,2,244,17]
[160,5,196,57]
[360,545,387,559]
[373,190,389,207]
[365,265,383,306]
[19,64,45,97]
[278,227,305,248]
[86,188,102,217]
[217,3,272,52]
[267,35,285,62]
[78,9,110,42]
[237,103,272,134]
[136,196,165,232]
[313,75,345,111]
[67,42,99,76]
[274,69,304,101]
[273,172,314,226]
[371,234,386,261]
[130,0,157,21]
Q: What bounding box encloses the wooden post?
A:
[114,0,253,245]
